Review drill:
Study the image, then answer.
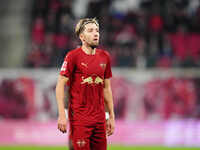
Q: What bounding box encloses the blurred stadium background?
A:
[1,0,200,149]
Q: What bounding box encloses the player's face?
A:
[81,23,99,48]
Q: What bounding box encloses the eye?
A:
[88,29,93,32]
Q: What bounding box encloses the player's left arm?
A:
[104,78,115,136]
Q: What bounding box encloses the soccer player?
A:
[55,18,115,150]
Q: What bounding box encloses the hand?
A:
[106,118,115,136]
[57,116,67,133]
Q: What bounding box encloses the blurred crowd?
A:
[111,77,200,120]
[142,77,199,120]
[0,78,34,119]
[27,0,200,68]
[1,76,200,120]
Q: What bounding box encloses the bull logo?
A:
[81,76,104,85]
[81,76,93,84]
[94,76,104,84]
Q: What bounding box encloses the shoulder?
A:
[65,47,81,59]
[96,49,111,58]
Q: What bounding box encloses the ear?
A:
[79,33,85,42]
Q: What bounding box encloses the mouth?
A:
[93,39,99,43]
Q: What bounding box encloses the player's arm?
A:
[56,75,69,133]
[104,78,115,136]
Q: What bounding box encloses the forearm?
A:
[56,84,66,117]
[104,88,115,119]
[56,76,68,117]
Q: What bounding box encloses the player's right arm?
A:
[56,51,74,133]
[56,75,69,133]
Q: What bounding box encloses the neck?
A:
[81,44,96,55]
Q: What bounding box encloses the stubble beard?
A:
[90,42,99,49]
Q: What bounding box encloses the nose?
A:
[94,32,99,37]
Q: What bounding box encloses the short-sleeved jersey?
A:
[60,47,112,125]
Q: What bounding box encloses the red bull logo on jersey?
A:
[94,76,103,84]
[81,76,93,84]
[81,76,104,85]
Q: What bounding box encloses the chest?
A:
[75,54,107,76]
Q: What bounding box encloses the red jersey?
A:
[60,47,112,125]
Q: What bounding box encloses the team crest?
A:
[100,63,106,69]
[76,139,86,148]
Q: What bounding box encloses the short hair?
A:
[75,18,99,37]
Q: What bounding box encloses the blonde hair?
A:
[75,18,99,37]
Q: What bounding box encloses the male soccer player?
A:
[55,18,115,150]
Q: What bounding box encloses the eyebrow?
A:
[86,27,99,31]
